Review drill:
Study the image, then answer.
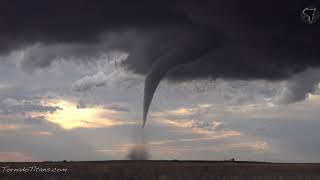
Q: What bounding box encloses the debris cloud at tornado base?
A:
[126,128,150,160]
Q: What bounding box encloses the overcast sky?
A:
[0,0,320,162]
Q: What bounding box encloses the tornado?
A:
[142,41,214,127]
[142,57,175,127]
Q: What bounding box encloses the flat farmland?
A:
[0,161,320,180]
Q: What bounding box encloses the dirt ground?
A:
[0,161,320,180]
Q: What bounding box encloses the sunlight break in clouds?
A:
[32,99,131,129]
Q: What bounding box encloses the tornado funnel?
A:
[142,44,213,127]
[142,59,172,127]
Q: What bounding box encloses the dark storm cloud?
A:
[132,0,320,126]
[0,0,319,73]
[0,0,187,51]
[1,0,320,126]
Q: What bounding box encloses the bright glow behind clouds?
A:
[36,99,132,129]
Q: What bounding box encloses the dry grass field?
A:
[1,161,320,180]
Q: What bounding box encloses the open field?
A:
[1,161,320,180]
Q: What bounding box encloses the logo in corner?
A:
[301,7,319,24]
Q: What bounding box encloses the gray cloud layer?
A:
[0,98,61,115]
